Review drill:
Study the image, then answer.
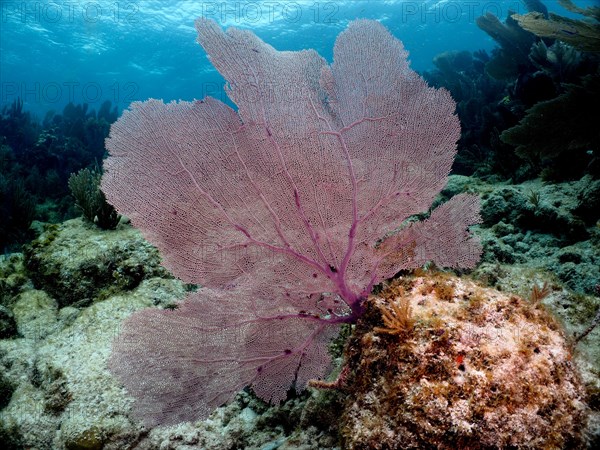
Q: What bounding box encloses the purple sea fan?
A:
[101,18,482,426]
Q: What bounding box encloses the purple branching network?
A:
[101,18,482,426]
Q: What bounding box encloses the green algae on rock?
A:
[23,218,170,307]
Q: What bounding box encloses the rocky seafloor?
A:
[0,175,599,449]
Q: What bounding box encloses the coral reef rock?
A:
[341,275,589,449]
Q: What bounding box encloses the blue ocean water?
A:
[1,0,594,119]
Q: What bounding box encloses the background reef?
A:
[0,99,118,252]
[424,0,599,182]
